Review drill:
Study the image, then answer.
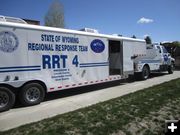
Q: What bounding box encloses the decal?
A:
[0,31,19,52]
[90,39,105,53]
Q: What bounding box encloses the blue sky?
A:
[0,0,179,42]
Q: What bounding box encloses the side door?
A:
[161,46,171,65]
[122,40,134,74]
[156,45,169,65]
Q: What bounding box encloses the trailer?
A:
[0,16,174,112]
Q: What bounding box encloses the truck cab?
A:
[154,44,175,70]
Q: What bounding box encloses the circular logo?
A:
[0,31,19,53]
[90,39,105,53]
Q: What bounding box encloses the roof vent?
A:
[79,28,99,33]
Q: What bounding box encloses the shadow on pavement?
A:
[14,80,124,108]
[44,80,124,101]
[13,71,172,109]
[126,72,168,83]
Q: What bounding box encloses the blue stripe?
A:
[0,65,41,70]
[80,64,108,68]
[80,62,109,65]
[0,68,41,73]
[141,60,161,63]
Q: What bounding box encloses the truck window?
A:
[157,46,161,53]
[162,46,168,53]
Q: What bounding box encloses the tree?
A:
[131,35,136,39]
[161,41,180,47]
[161,41,180,58]
[44,0,65,28]
[144,36,152,44]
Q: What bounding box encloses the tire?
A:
[141,66,150,80]
[168,63,174,74]
[0,87,15,112]
[19,83,45,106]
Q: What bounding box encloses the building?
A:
[23,19,40,25]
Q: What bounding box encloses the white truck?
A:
[133,43,175,80]
[0,16,174,112]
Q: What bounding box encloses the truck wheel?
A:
[19,83,45,106]
[168,63,174,74]
[141,66,150,80]
[0,87,15,112]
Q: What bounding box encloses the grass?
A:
[1,78,180,135]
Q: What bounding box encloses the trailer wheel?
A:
[0,87,15,112]
[168,63,174,74]
[141,65,150,80]
[19,83,45,106]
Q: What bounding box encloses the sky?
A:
[0,0,180,42]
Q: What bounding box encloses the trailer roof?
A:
[0,21,145,42]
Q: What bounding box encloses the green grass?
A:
[1,78,180,135]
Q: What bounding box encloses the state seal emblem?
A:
[0,31,19,53]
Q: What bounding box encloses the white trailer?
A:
[0,16,173,112]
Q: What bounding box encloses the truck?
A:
[0,16,174,112]
[133,43,175,80]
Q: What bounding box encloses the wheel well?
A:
[0,80,47,95]
[21,80,47,93]
[143,64,150,71]
[0,84,17,94]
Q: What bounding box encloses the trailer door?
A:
[109,40,122,75]
[123,40,134,73]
